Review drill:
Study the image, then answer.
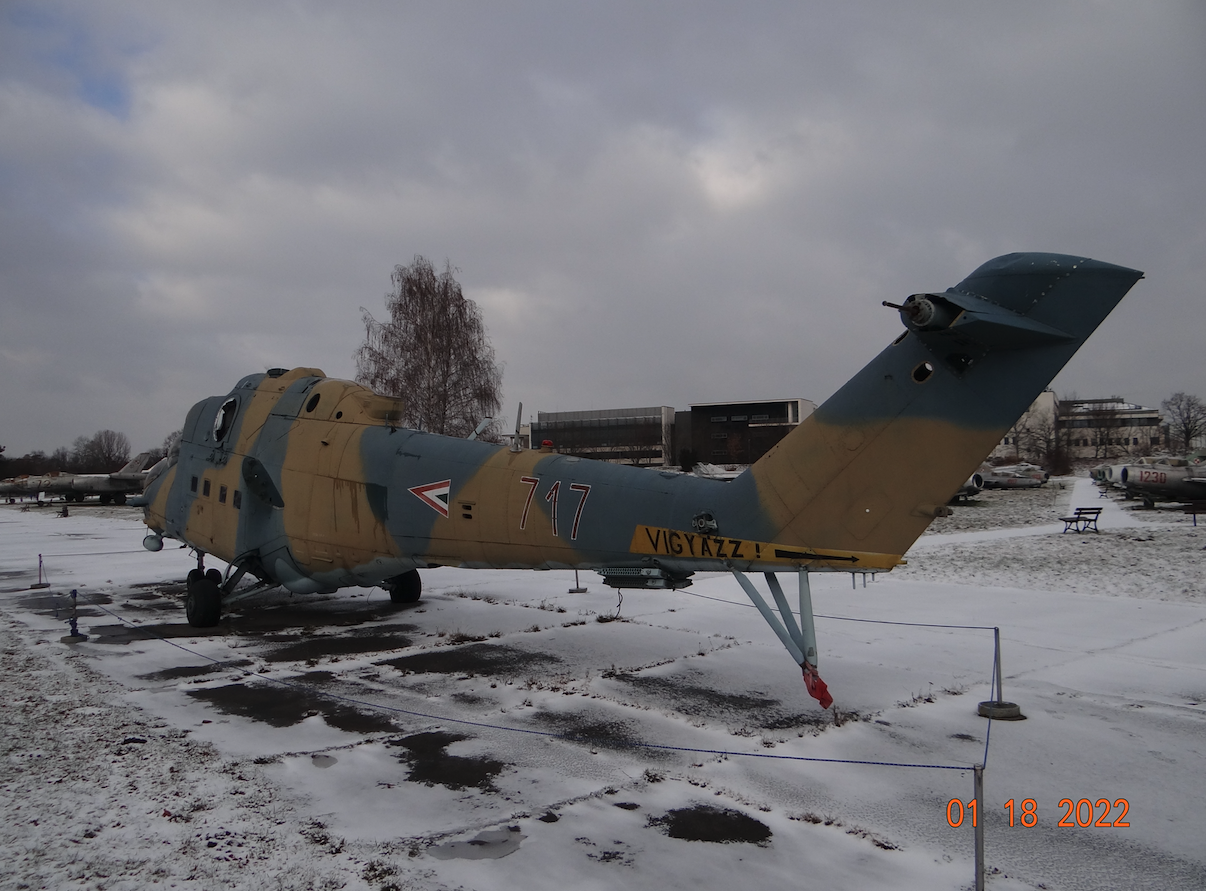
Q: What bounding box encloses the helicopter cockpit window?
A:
[213,397,239,442]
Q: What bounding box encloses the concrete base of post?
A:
[977,700,1024,719]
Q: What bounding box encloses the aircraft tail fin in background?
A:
[746,253,1143,561]
[115,451,157,477]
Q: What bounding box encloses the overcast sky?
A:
[2,2,1203,456]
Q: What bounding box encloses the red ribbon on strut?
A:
[802,662,833,709]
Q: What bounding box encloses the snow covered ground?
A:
[1,477,1204,890]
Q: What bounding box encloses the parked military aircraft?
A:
[1118,458,1206,506]
[951,473,984,501]
[1097,463,1129,489]
[981,462,1050,489]
[1,452,155,504]
[136,252,1142,701]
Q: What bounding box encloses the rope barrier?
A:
[68,588,977,773]
[688,582,1006,773]
[981,646,1000,768]
[39,549,166,558]
[34,550,995,631]
[687,589,997,631]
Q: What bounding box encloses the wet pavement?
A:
[387,730,508,791]
[380,641,561,677]
[189,681,400,734]
[648,804,772,844]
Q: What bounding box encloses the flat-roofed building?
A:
[1058,397,1166,460]
[688,398,815,466]
[531,406,675,466]
[990,391,1167,465]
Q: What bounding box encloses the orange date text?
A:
[945,798,1130,828]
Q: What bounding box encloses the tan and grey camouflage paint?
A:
[142,253,1143,594]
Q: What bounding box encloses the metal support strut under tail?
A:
[730,568,833,709]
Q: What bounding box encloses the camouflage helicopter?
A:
[136,252,1141,700]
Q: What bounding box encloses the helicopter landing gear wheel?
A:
[186,568,223,627]
[385,569,422,604]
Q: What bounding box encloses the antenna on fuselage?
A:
[467,417,495,441]
[510,402,524,452]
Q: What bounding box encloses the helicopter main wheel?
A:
[186,569,223,627]
[385,569,422,604]
[113,492,127,506]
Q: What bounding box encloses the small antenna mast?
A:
[510,402,524,452]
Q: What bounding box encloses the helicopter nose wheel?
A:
[185,563,224,627]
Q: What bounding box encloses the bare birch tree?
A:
[355,257,503,439]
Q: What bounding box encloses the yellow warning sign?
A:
[628,525,900,570]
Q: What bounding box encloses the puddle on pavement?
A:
[14,590,112,618]
[647,804,772,845]
[386,730,506,791]
[86,607,416,645]
[224,602,418,634]
[428,827,524,860]
[139,659,254,681]
[614,671,829,731]
[124,596,183,614]
[380,642,560,678]
[529,710,653,755]
[0,569,35,594]
[451,691,493,706]
[189,682,397,733]
[299,670,336,684]
[262,624,417,663]
[131,580,188,597]
[87,621,228,644]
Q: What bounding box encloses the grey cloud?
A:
[1,1,1202,454]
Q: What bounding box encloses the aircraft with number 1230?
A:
[136,252,1142,705]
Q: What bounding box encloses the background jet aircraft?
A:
[1118,459,1206,506]
[1,452,155,504]
[136,252,1141,691]
[1098,462,1132,489]
[951,472,984,501]
[980,462,1049,489]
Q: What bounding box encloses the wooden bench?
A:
[1178,502,1206,527]
[1059,506,1102,533]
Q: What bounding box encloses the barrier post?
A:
[994,627,1004,702]
[978,627,1022,719]
[32,554,50,589]
[974,764,985,891]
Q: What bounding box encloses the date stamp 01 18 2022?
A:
[946,798,1131,829]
